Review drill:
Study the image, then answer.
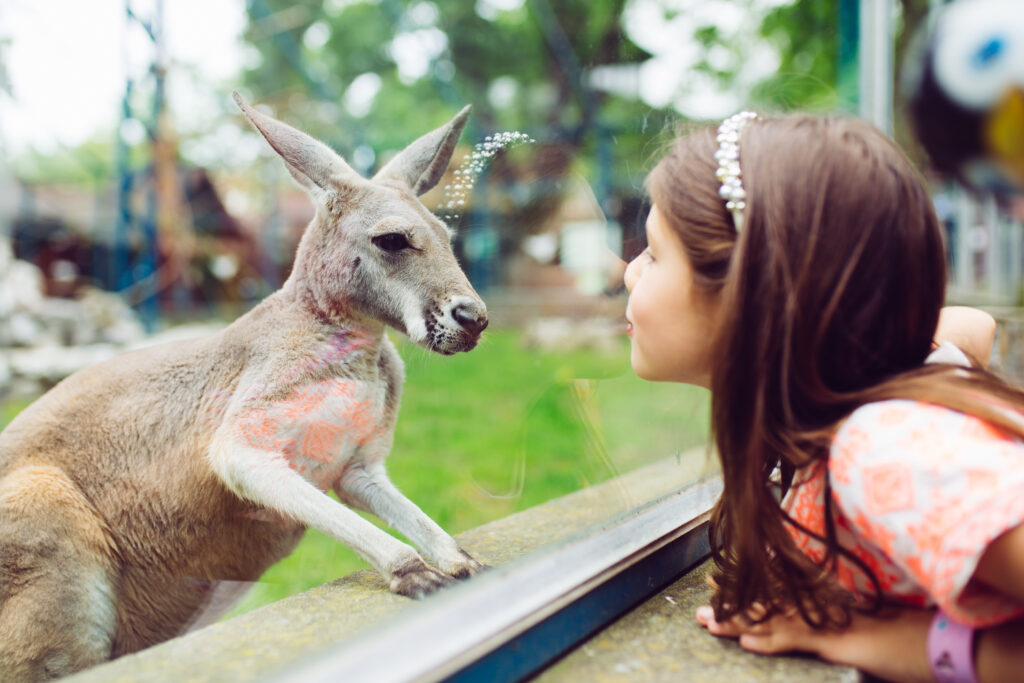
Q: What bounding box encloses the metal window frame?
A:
[274,475,722,683]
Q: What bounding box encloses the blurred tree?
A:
[237,0,659,241]
[234,0,939,273]
[240,0,651,144]
[12,136,117,186]
[752,0,933,148]
[753,0,843,112]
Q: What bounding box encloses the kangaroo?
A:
[0,93,489,680]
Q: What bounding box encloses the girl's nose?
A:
[624,256,641,293]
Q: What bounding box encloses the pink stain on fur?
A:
[235,378,386,491]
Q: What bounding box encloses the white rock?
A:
[7,344,119,384]
[0,238,12,272]
[7,312,43,347]
[0,249,198,392]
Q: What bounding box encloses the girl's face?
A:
[624,204,719,387]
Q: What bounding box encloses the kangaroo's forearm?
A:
[210,438,412,571]
[336,465,479,575]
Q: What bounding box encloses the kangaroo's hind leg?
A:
[0,466,118,681]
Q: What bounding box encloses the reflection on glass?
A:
[0,0,865,665]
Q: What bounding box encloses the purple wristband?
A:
[927,610,979,683]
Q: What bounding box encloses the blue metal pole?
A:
[838,0,860,115]
[114,78,134,292]
[138,0,164,331]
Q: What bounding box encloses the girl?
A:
[624,113,1024,682]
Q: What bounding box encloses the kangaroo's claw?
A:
[390,558,453,599]
[446,549,487,580]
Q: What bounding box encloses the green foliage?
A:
[750,0,937,118]
[753,0,842,113]
[242,0,649,125]
[238,0,658,212]
[11,136,117,186]
[240,0,948,246]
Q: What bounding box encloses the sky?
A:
[0,0,792,161]
[0,0,246,156]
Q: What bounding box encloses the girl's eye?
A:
[372,233,411,252]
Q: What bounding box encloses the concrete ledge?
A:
[65,449,854,682]
[535,561,859,683]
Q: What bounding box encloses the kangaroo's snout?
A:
[421,295,488,355]
[452,300,488,336]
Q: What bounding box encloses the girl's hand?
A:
[695,603,935,683]
[695,603,824,656]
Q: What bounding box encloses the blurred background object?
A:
[905,0,1024,196]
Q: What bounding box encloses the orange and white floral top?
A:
[782,398,1024,627]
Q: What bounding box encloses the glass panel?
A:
[1,0,937,656]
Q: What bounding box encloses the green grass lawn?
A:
[0,328,711,617]
[0,396,34,431]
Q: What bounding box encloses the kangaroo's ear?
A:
[233,92,362,199]
[374,105,471,195]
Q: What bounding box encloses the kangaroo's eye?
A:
[372,233,411,252]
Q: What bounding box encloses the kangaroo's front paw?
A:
[389,558,453,599]
[443,549,488,580]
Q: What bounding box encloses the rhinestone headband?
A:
[714,111,759,233]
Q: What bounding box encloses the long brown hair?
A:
[650,115,1024,628]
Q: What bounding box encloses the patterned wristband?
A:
[927,610,979,683]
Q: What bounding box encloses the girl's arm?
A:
[696,604,1024,682]
[696,521,1024,682]
[935,306,996,368]
[696,604,933,682]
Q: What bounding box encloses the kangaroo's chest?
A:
[236,377,391,489]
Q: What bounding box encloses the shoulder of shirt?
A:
[832,399,960,460]
[838,398,943,429]
[833,398,1022,466]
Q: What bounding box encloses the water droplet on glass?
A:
[439,130,534,225]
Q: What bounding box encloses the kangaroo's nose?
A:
[452,301,489,335]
